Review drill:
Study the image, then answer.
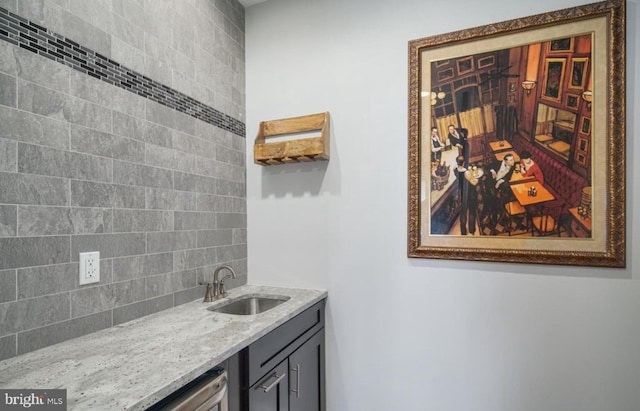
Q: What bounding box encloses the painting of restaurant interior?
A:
[427,34,593,238]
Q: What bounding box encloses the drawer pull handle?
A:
[290,364,301,398]
[259,372,286,393]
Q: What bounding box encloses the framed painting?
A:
[477,55,495,69]
[578,136,589,152]
[407,0,625,267]
[576,152,588,166]
[569,57,590,89]
[548,37,574,52]
[541,58,566,102]
[581,116,591,134]
[566,93,580,108]
[438,68,454,81]
[457,56,475,75]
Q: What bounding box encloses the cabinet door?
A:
[289,329,325,411]
[249,360,289,411]
[224,353,241,411]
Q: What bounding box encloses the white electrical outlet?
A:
[79,251,100,285]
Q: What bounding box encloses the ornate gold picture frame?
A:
[407,0,625,267]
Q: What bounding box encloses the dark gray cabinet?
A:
[145,300,325,411]
[289,329,325,411]
[222,352,242,411]
[248,359,289,411]
[240,300,326,411]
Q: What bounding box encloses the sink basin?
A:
[207,295,290,315]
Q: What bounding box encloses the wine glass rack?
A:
[253,112,330,165]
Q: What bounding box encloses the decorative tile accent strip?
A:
[0,7,245,138]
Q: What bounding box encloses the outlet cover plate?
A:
[79,251,100,285]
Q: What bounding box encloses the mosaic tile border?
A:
[0,7,246,138]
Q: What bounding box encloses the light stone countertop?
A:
[0,285,328,410]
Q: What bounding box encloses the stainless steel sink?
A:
[207,295,290,315]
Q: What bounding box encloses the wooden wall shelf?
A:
[254,112,330,165]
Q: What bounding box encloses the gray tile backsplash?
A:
[0,205,16,236]
[0,269,16,303]
[0,293,71,336]
[112,252,174,282]
[0,236,71,270]
[146,231,198,254]
[0,139,16,172]
[17,263,79,299]
[16,0,113,58]
[17,80,111,133]
[17,311,112,355]
[0,172,69,205]
[0,0,246,361]
[112,294,173,327]
[0,71,16,107]
[18,143,114,182]
[70,125,146,163]
[0,334,15,360]
[112,160,174,190]
[13,46,71,94]
[0,104,70,149]
[16,206,113,236]
[70,180,146,209]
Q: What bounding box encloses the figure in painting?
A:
[519,150,544,184]
[447,125,469,165]
[484,153,516,235]
[454,155,479,235]
[430,127,444,162]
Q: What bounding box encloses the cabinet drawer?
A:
[245,300,325,387]
[248,359,289,411]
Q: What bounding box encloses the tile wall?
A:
[0,0,247,360]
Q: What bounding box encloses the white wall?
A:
[245,0,640,409]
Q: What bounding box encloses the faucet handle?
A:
[218,273,235,297]
[217,282,228,298]
[199,282,215,302]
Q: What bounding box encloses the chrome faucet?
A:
[200,265,237,302]
[213,265,237,299]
